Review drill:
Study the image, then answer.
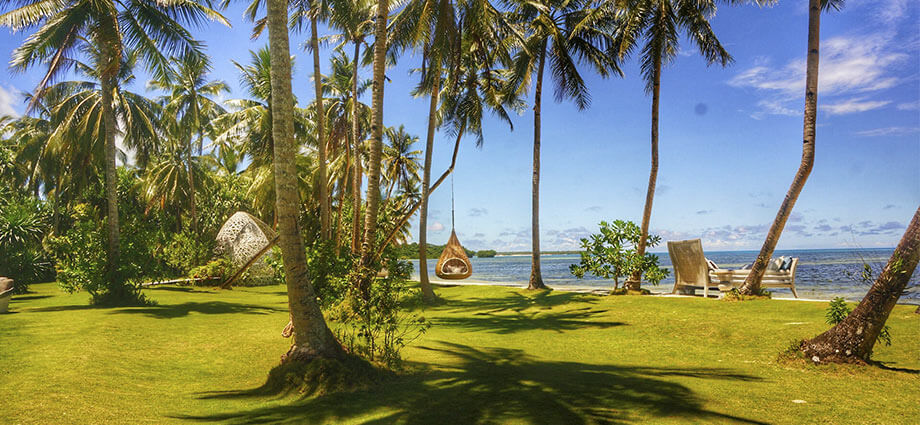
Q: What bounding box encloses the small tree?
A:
[570,220,669,291]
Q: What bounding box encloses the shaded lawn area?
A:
[1,283,917,424]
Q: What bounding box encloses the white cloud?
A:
[896,101,920,111]
[854,126,920,137]
[729,32,908,118]
[822,98,891,115]
[0,86,20,118]
[429,221,445,232]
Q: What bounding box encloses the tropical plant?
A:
[570,220,669,291]
[740,0,840,295]
[148,54,229,233]
[383,125,422,197]
[611,0,748,290]
[265,0,343,363]
[0,0,226,299]
[506,0,620,290]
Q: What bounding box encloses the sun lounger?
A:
[667,239,799,298]
[709,258,799,298]
[0,277,14,313]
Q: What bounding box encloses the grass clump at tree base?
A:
[258,353,392,397]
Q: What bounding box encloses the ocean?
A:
[409,248,920,303]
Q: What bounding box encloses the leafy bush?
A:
[331,257,430,368]
[0,193,54,293]
[162,230,214,276]
[188,258,235,285]
[47,203,150,305]
[569,220,669,289]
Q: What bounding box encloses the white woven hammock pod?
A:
[214,211,277,278]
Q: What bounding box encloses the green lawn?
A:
[2,282,918,424]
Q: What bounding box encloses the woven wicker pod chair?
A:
[435,230,472,280]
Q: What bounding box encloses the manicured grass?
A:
[1,282,918,424]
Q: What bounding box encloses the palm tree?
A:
[356,0,391,277]
[383,125,422,198]
[321,48,373,250]
[149,55,229,233]
[739,0,840,295]
[211,47,313,223]
[1,0,226,290]
[292,0,334,240]
[265,0,343,362]
[801,206,919,363]
[612,0,740,291]
[507,0,620,290]
[328,0,376,254]
[140,137,211,230]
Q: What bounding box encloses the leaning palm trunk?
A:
[358,0,389,275]
[266,0,342,363]
[418,71,441,303]
[101,76,121,281]
[801,207,920,363]
[350,41,363,255]
[740,0,820,295]
[628,54,662,291]
[311,15,331,240]
[528,43,548,290]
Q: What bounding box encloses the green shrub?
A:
[569,220,669,290]
[188,258,235,285]
[332,257,431,368]
[162,230,214,275]
[0,193,54,293]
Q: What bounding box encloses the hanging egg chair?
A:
[434,174,472,280]
[436,230,472,280]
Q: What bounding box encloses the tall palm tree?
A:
[265,0,343,362]
[292,0,334,240]
[613,0,740,291]
[1,0,226,289]
[321,48,373,250]
[507,0,620,290]
[357,0,391,276]
[149,55,228,233]
[739,0,840,295]
[328,0,376,254]
[211,47,313,223]
[383,125,422,198]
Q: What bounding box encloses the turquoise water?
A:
[410,248,920,303]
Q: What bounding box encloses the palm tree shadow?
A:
[108,302,286,319]
[434,307,624,334]
[174,341,767,425]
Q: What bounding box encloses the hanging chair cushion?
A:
[435,230,472,280]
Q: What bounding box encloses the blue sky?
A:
[1,0,918,252]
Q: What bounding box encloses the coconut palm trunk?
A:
[188,133,198,234]
[628,53,662,291]
[740,0,820,295]
[358,0,389,277]
[418,71,441,302]
[311,14,331,240]
[528,43,548,290]
[101,75,121,282]
[801,206,920,363]
[351,41,363,255]
[266,0,343,363]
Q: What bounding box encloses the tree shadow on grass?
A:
[428,288,602,316]
[174,341,767,425]
[10,295,53,302]
[434,307,624,334]
[108,301,286,319]
[145,286,216,294]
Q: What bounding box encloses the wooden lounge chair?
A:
[709,258,799,298]
[667,240,800,298]
[667,239,720,298]
[0,277,14,313]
